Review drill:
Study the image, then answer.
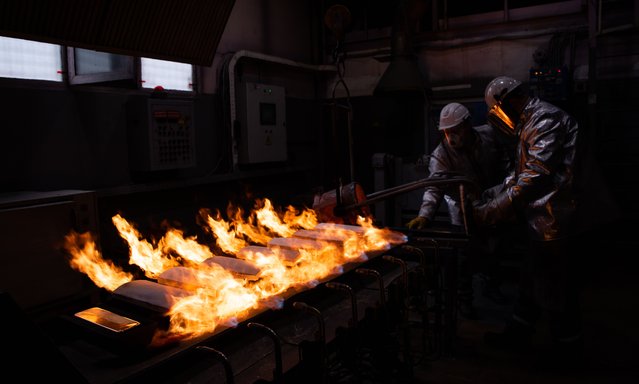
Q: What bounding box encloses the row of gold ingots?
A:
[64,199,407,345]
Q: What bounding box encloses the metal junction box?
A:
[127,99,196,172]
[238,82,287,164]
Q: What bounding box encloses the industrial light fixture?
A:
[374,0,427,99]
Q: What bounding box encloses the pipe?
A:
[344,24,588,59]
[459,184,469,236]
[355,268,386,306]
[247,322,283,382]
[345,174,475,211]
[227,50,336,171]
[382,255,408,292]
[325,282,358,325]
[292,301,326,344]
[195,346,234,384]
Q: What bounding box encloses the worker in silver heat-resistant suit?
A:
[407,102,512,318]
[474,75,618,367]
[408,102,510,229]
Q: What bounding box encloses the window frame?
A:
[0,37,196,94]
[66,47,136,85]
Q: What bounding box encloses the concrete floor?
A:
[410,241,639,384]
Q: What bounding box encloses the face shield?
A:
[487,101,517,137]
[484,76,523,138]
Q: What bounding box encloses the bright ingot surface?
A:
[74,307,140,333]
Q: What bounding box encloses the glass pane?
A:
[141,58,193,91]
[74,48,129,75]
[0,36,62,81]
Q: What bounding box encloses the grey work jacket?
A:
[419,124,509,226]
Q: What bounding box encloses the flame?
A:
[159,228,214,264]
[63,230,133,291]
[155,264,261,342]
[228,205,273,245]
[283,205,318,229]
[202,209,249,254]
[254,199,297,237]
[112,214,180,278]
[64,198,407,344]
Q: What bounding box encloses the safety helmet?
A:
[484,76,523,137]
[438,102,470,130]
[485,76,522,109]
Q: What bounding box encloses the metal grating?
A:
[0,0,235,66]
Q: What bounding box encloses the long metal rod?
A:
[459,183,469,236]
[346,175,475,211]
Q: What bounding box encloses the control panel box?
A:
[238,82,287,164]
[127,99,196,171]
[529,66,570,102]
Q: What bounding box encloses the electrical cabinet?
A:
[127,99,196,172]
[238,82,287,164]
[529,66,570,102]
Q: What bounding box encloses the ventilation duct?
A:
[0,0,236,66]
[374,0,427,99]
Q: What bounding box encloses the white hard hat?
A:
[438,102,470,130]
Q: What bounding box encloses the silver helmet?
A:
[484,76,523,137]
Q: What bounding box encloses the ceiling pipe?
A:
[227,50,336,171]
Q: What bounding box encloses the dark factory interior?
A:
[1,1,638,383]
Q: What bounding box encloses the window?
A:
[0,36,63,82]
[140,58,193,92]
[1,36,194,93]
[67,48,134,84]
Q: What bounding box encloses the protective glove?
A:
[472,191,513,228]
[407,216,430,230]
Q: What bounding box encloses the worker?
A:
[473,75,618,367]
[407,102,513,318]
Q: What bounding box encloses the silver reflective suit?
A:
[419,124,509,226]
[477,97,579,241]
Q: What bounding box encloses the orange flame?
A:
[64,199,407,343]
[112,214,180,278]
[63,230,133,291]
[159,228,214,264]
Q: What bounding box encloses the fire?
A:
[156,263,261,343]
[201,209,249,254]
[254,198,299,237]
[159,228,214,264]
[112,214,180,278]
[63,231,133,291]
[63,198,406,344]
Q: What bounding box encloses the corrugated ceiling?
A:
[0,0,236,66]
